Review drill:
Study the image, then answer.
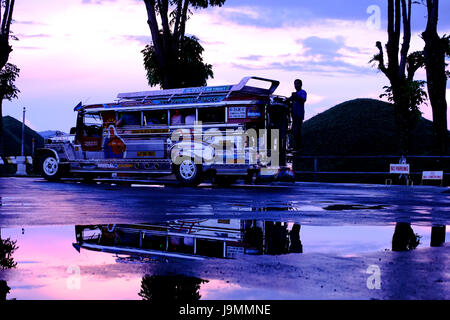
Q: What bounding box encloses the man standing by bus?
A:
[290,79,307,151]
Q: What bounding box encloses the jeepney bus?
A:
[73,219,302,260]
[36,76,290,186]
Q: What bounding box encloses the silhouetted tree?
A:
[0,62,19,155]
[142,0,225,89]
[371,0,427,154]
[138,274,207,301]
[0,0,15,71]
[142,35,213,89]
[0,0,17,157]
[421,0,449,155]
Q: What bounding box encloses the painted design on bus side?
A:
[103,125,126,159]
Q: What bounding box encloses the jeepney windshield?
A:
[84,113,103,126]
[82,112,103,137]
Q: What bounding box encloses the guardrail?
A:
[0,156,34,176]
[292,155,450,185]
[0,156,33,165]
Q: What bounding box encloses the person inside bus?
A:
[117,112,140,126]
[185,112,196,125]
[170,110,184,125]
[144,110,167,125]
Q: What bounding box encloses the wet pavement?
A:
[1,177,450,300]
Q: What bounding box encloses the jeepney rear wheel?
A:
[40,154,61,181]
[174,158,203,186]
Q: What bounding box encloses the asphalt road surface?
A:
[1,177,449,227]
[1,177,450,300]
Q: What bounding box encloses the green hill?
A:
[1,116,44,156]
[302,98,450,156]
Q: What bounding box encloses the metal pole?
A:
[21,107,26,156]
[313,157,318,182]
[32,138,35,158]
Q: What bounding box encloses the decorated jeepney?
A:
[36,76,291,186]
[73,219,302,260]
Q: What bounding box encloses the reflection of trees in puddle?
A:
[0,237,18,270]
[139,275,208,302]
[392,223,421,251]
[0,280,10,301]
[0,228,18,300]
[430,226,446,247]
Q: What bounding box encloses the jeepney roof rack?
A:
[116,76,280,102]
[76,76,280,112]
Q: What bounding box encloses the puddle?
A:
[324,204,389,211]
[0,220,448,300]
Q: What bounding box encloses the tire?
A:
[174,159,203,186]
[40,154,61,181]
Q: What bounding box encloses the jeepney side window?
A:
[184,109,196,125]
[170,109,183,125]
[198,107,225,124]
[143,110,167,126]
[117,112,141,127]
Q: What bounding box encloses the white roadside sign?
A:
[390,164,410,174]
[422,171,443,180]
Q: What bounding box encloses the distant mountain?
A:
[302,98,450,156]
[1,116,44,156]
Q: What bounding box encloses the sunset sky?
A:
[3,0,450,132]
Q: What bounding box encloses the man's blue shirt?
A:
[293,89,307,120]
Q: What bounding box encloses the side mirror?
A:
[70,127,76,135]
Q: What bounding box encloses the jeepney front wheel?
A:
[40,154,61,181]
[174,159,203,186]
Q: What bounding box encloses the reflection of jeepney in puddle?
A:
[38,77,292,186]
[73,219,302,261]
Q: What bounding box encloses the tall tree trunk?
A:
[379,0,414,154]
[0,0,15,71]
[422,0,448,155]
[0,35,12,71]
[143,0,171,89]
[0,0,16,160]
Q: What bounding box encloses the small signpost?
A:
[16,107,28,176]
[389,164,410,174]
[422,171,444,186]
[388,160,411,185]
